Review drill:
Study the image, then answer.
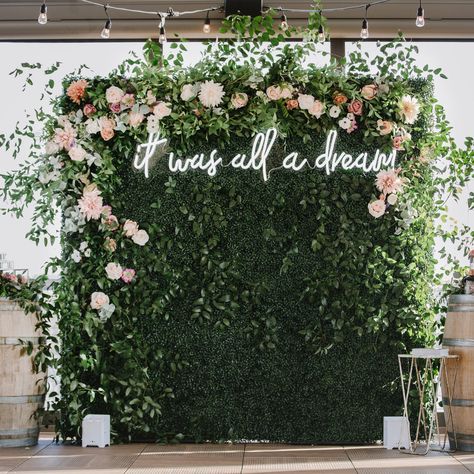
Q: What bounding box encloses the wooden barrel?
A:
[0,299,45,447]
[441,294,474,451]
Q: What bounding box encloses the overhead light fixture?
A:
[416,0,425,27]
[360,5,369,39]
[203,11,211,33]
[100,6,112,39]
[280,13,288,30]
[38,1,47,25]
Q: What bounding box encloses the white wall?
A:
[0,41,472,277]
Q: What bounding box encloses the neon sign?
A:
[133,128,396,181]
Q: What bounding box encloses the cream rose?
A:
[308,100,325,118]
[105,262,123,280]
[361,84,378,100]
[377,119,393,136]
[280,86,292,99]
[68,145,87,162]
[106,86,125,104]
[123,219,139,237]
[128,111,144,128]
[368,199,386,218]
[266,85,282,101]
[90,291,110,310]
[297,93,314,110]
[132,229,149,246]
[231,92,249,109]
[153,102,172,119]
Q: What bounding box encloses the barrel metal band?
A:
[448,432,474,441]
[443,338,474,347]
[448,305,474,312]
[0,437,38,448]
[442,397,474,407]
[0,337,41,345]
[0,394,44,404]
[0,427,39,436]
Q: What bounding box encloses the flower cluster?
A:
[368,169,405,218]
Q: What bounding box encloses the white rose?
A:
[231,92,249,109]
[181,84,196,101]
[329,105,341,118]
[68,145,87,162]
[98,303,115,322]
[297,93,315,110]
[266,85,282,101]
[123,219,139,237]
[45,140,60,155]
[153,102,172,119]
[387,194,398,205]
[90,291,110,310]
[199,80,225,108]
[106,86,125,104]
[132,229,149,246]
[105,262,123,280]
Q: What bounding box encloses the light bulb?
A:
[360,19,369,39]
[38,3,47,25]
[280,14,288,30]
[203,16,211,34]
[159,25,167,44]
[101,19,112,39]
[317,24,325,43]
[416,6,425,27]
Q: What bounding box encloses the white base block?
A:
[82,414,110,448]
[383,416,411,449]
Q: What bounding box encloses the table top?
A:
[398,354,459,359]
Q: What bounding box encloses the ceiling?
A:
[0,0,473,40]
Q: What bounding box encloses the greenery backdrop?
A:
[1,13,473,443]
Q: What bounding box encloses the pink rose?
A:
[266,85,282,101]
[106,86,125,104]
[90,291,109,310]
[392,136,404,150]
[121,268,136,284]
[361,84,378,100]
[368,199,386,218]
[153,101,172,119]
[375,169,404,194]
[109,102,122,114]
[83,104,96,117]
[101,128,114,141]
[231,93,249,109]
[123,219,139,237]
[348,99,363,116]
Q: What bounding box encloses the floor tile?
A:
[452,452,474,473]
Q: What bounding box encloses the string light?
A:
[360,5,370,39]
[159,17,167,44]
[100,6,112,39]
[317,11,325,43]
[280,13,288,30]
[416,0,425,27]
[38,1,47,25]
[203,11,211,33]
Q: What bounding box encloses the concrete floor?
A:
[1,436,474,473]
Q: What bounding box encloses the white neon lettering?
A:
[133,128,398,181]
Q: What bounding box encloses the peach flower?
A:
[361,84,378,100]
[266,85,282,101]
[376,119,393,136]
[67,79,88,104]
[128,111,144,128]
[286,99,299,110]
[104,237,117,252]
[308,100,325,118]
[333,92,348,105]
[348,99,363,116]
[231,93,249,109]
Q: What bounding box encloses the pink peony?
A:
[123,219,139,237]
[106,86,125,104]
[368,199,386,218]
[348,99,363,116]
[121,268,136,284]
[109,102,122,114]
[83,104,96,117]
[78,188,104,220]
[90,291,109,310]
[308,100,325,119]
[66,79,88,104]
[375,169,404,195]
[53,123,77,151]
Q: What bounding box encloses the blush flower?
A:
[53,123,77,151]
[106,86,125,104]
[399,95,420,124]
[103,215,119,231]
[90,291,110,310]
[121,268,136,284]
[128,111,145,128]
[199,80,225,108]
[231,92,249,109]
[121,93,135,109]
[361,84,378,100]
[308,100,325,118]
[297,93,314,110]
[376,119,393,136]
[83,104,96,117]
[68,145,87,162]
[132,229,149,246]
[153,101,172,119]
[348,99,363,116]
[78,187,103,221]
[123,219,139,237]
[266,85,282,101]
[375,169,404,194]
[368,199,386,218]
[181,84,197,101]
[105,262,123,280]
[66,79,88,104]
[104,237,117,252]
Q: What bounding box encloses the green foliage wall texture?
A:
[85,133,434,443]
